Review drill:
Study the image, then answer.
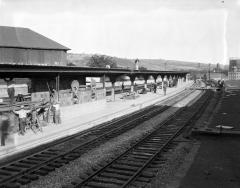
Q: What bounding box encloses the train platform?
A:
[192,81,240,136]
[179,85,240,188]
[0,81,193,160]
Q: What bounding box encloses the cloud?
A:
[0,0,239,64]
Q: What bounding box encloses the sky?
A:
[0,0,240,65]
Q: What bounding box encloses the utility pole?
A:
[208,63,211,80]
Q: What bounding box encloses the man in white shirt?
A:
[13,105,30,135]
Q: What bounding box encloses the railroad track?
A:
[0,88,198,188]
[66,90,212,188]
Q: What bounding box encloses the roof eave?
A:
[0,46,70,51]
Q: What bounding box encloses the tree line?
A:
[67,54,148,70]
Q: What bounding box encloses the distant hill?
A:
[67,53,227,72]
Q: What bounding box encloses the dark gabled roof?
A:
[0,26,70,50]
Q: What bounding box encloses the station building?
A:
[228,58,240,80]
[0,26,188,107]
[0,26,71,100]
[0,26,69,66]
[0,26,88,105]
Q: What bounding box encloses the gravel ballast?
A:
[22,91,201,188]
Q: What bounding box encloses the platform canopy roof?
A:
[0,26,70,51]
[0,63,188,78]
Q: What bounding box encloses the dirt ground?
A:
[178,89,240,188]
[154,89,240,188]
[178,136,240,188]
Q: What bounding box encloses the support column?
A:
[153,75,157,84]
[56,73,60,102]
[144,79,147,89]
[102,74,106,89]
[161,76,165,94]
[131,81,134,92]
[167,76,170,87]
[110,76,116,101]
[130,76,136,93]
[153,75,158,93]
[162,75,168,96]
[179,77,182,86]
[173,76,176,87]
[169,75,173,87]
[111,81,115,101]
[143,75,148,89]
[102,74,106,98]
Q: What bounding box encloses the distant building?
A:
[228,58,240,80]
[0,26,70,66]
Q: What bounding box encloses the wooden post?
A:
[109,76,116,101]
[130,75,135,93]
[143,75,148,89]
[161,76,164,93]
[103,74,106,89]
[112,81,115,101]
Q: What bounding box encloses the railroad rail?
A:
[0,86,199,188]
[67,90,212,188]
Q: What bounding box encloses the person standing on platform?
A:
[53,102,61,124]
[134,83,137,93]
[0,114,9,146]
[49,88,57,103]
[13,105,30,135]
[121,82,124,93]
[38,100,48,123]
[154,83,157,93]
[31,105,42,132]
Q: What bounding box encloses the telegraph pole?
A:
[208,63,211,80]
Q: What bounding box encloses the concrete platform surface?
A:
[0,81,193,159]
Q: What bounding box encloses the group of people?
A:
[121,81,168,96]
[217,80,224,88]
[12,100,61,136]
[0,100,61,146]
[5,88,62,137]
[150,81,168,96]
